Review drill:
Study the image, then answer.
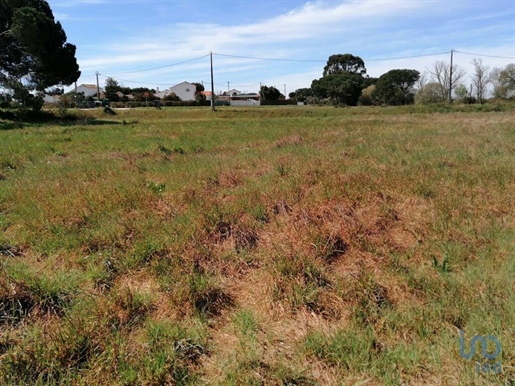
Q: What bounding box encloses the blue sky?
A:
[48,0,515,95]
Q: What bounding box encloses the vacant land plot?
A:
[0,106,513,385]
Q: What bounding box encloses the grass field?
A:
[0,105,514,385]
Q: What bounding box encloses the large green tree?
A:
[311,54,367,106]
[323,54,366,76]
[259,85,284,100]
[0,0,80,109]
[104,77,121,102]
[289,87,312,102]
[311,73,364,106]
[372,69,420,105]
[498,63,515,97]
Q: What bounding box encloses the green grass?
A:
[0,104,514,385]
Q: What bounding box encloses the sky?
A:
[47,0,515,96]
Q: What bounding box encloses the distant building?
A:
[169,81,196,101]
[218,90,261,106]
[76,84,103,98]
[43,94,60,104]
[200,91,216,101]
[223,89,242,97]
[155,81,197,101]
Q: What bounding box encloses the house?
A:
[201,91,213,101]
[154,82,197,101]
[217,90,260,106]
[229,93,261,106]
[154,88,172,99]
[76,84,104,98]
[223,89,242,97]
[169,81,196,101]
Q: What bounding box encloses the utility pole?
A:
[284,84,286,99]
[227,81,230,93]
[449,49,454,104]
[96,72,100,101]
[210,52,216,112]
[74,82,77,108]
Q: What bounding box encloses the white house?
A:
[223,89,241,96]
[169,81,196,101]
[154,82,197,101]
[154,88,172,99]
[76,84,103,98]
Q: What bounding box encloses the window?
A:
[185,88,190,92]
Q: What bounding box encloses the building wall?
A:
[76,85,103,97]
[155,89,171,99]
[169,82,196,101]
[230,100,261,106]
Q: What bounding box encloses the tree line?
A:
[2,1,515,111]
[289,54,515,106]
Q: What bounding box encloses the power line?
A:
[365,51,450,61]
[454,50,515,60]
[214,51,451,63]
[98,73,172,86]
[214,53,326,63]
[86,49,511,92]
[106,54,210,75]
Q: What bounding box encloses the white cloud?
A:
[68,0,514,93]
[77,0,436,71]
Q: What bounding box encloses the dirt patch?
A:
[388,226,419,251]
[275,135,303,148]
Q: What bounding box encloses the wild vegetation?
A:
[0,105,514,385]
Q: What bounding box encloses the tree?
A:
[104,77,121,102]
[191,82,206,105]
[454,84,469,101]
[192,82,205,94]
[289,88,312,102]
[415,82,447,104]
[489,67,508,99]
[311,73,363,106]
[358,85,375,106]
[311,54,368,106]
[0,0,80,109]
[259,85,283,100]
[499,64,515,97]
[414,71,428,92]
[371,69,419,105]
[131,87,156,102]
[163,93,181,102]
[427,61,466,101]
[470,58,490,104]
[362,76,378,89]
[323,54,366,76]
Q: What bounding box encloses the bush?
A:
[358,85,376,106]
[109,100,211,108]
[461,96,477,105]
[415,83,446,104]
[0,94,12,108]
[260,100,297,106]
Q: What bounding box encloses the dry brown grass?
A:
[0,106,513,384]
